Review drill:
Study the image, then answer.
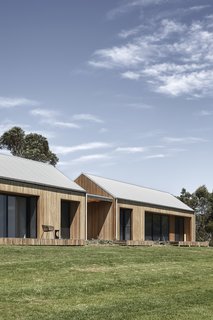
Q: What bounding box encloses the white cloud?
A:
[157,70,213,96]
[145,154,167,159]
[0,97,39,108]
[72,154,110,163]
[163,137,207,144]
[89,16,213,97]
[52,142,112,155]
[107,0,166,20]
[89,43,147,69]
[30,108,57,118]
[196,110,213,116]
[189,5,211,12]
[116,147,145,153]
[52,121,80,129]
[118,25,142,39]
[31,108,79,129]
[121,71,141,80]
[72,113,103,123]
[126,103,153,109]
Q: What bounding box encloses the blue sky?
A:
[0,0,213,195]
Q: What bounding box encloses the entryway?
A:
[120,208,132,240]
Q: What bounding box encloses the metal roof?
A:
[0,153,85,193]
[84,173,193,212]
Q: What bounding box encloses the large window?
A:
[0,194,37,238]
[145,213,169,241]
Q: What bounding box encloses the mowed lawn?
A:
[0,246,213,320]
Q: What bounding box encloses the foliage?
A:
[178,185,213,242]
[0,246,213,320]
[0,126,58,166]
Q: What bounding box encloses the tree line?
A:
[178,186,213,244]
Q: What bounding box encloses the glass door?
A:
[120,208,131,240]
[61,201,71,239]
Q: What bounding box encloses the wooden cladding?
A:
[0,179,86,240]
[117,200,195,241]
[75,174,112,198]
[87,201,115,240]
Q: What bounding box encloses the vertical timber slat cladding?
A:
[87,200,114,240]
[75,174,112,198]
[75,174,195,242]
[0,179,86,240]
[117,200,194,241]
[184,217,191,241]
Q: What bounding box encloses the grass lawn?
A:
[0,245,212,320]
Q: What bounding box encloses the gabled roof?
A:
[0,153,85,193]
[83,173,193,212]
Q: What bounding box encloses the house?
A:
[75,173,195,242]
[0,153,86,243]
[0,153,196,245]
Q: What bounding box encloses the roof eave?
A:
[0,176,86,194]
[116,197,194,213]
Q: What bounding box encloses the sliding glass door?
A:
[0,195,7,237]
[0,194,37,238]
[145,212,169,241]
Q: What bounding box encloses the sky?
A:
[0,0,213,195]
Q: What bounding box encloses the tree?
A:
[178,185,213,242]
[0,127,58,166]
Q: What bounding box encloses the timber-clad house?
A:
[0,153,195,244]
[75,174,195,243]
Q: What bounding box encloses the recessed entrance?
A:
[61,200,80,239]
[120,208,132,240]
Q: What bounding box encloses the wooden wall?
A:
[87,201,115,240]
[75,174,112,198]
[0,179,86,240]
[117,200,195,241]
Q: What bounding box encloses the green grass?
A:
[0,245,213,320]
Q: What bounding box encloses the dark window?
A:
[145,213,169,241]
[153,214,161,241]
[0,195,7,237]
[27,197,37,238]
[145,213,152,240]
[161,215,169,241]
[61,201,71,239]
[0,194,37,238]
[175,217,184,241]
[120,209,131,240]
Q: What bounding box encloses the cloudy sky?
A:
[0,0,213,195]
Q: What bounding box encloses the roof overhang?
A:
[0,176,86,195]
[87,193,113,203]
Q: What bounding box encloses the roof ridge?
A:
[85,173,172,196]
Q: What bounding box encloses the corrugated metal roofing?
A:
[0,153,85,193]
[84,173,193,212]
